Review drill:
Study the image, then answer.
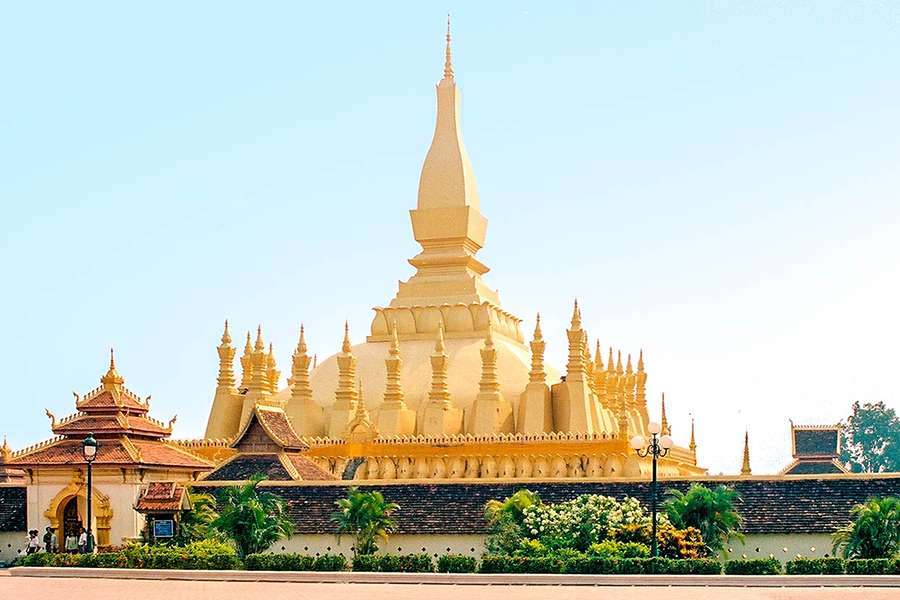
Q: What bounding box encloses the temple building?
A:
[198,23,703,482]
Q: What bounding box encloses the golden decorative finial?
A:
[428,321,451,407]
[266,342,280,394]
[689,416,697,457]
[529,313,546,384]
[239,332,252,389]
[216,320,236,390]
[570,298,582,329]
[290,324,314,406]
[434,320,446,354]
[101,348,124,388]
[660,392,669,435]
[255,325,265,351]
[741,429,752,476]
[616,350,623,375]
[443,13,454,80]
[638,348,645,372]
[626,353,633,375]
[297,323,307,354]
[0,435,11,463]
[389,320,400,355]
[594,340,603,371]
[342,320,352,353]
[383,320,406,407]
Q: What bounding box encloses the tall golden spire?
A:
[660,392,669,435]
[383,320,406,407]
[216,320,236,390]
[290,324,313,404]
[619,354,634,440]
[101,348,124,389]
[528,313,546,384]
[593,339,607,406]
[335,321,359,411]
[565,299,587,382]
[605,347,617,414]
[478,325,500,395]
[443,14,453,80]
[239,332,252,389]
[266,342,280,394]
[428,322,451,408]
[248,326,269,394]
[689,416,697,458]
[741,430,752,476]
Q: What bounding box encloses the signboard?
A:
[153,519,175,538]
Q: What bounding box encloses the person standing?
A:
[42,527,57,553]
[77,527,88,554]
[25,530,41,555]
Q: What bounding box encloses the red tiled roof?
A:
[10,437,211,470]
[285,454,335,481]
[135,482,187,512]
[77,388,148,413]
[52,413,169,438]
[235,406,307,451]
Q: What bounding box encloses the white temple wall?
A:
[0,530,26,564]
[272,533,487,558]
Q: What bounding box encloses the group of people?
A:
[24,526,89,555]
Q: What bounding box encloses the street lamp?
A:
[630,421,674,559]
[82,433,99,553]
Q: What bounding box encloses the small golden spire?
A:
[290,324,313,404]
[255,325,265,351]
[297,324,307,354]
[741,429,752,476]
[389,320,400,356]
[443,14,454,80]
[616,350,623,376]
[607,347,615,374]
[101,348,124,387]
[266,342,280,393]
[429,321,451,407]
[626,353,633,376]
[570,298,582,330]
[383,320,406,407]
[0,435,11,463]
[594,340,603,371]
[529,313,546,384]
[660,392,669,435]
[342,321,352,353]
[534,313,543,340]
[637,348,645,372]
[689,416,697,456]
[239,332,252,389]
[216,320,236,390]
[244,332,252,354]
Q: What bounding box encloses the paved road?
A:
[1,577,898,600]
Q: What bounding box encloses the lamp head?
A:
[659,434,674,450]
[82,433,99,462]
[648,421,662,435]
[630,435,646,450]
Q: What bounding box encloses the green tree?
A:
[210,474,294,558]
[173,492,219,545]
[832,496,900,559]
[664,484,743,555]
[841,401,900,473]
[483,489,541,554]
[330,487,399,558]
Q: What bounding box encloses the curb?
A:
[7,567,900,587]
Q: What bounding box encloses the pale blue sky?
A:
[1,2,898,474]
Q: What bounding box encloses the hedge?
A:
[723,558,782,575]
[244,553,348,571]
[352,553,434,573]
[845,559,900,575]
[479,555,721,575]
[785,557,846,575]
[18,540,240,570]
[436,554,477,573]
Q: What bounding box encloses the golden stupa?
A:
[197,22,704,481]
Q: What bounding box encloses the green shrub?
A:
[649,557,721,574]
[478,555,720,575]
[436,554,477,573]
[314,554,349,571]
[587,540,650,559]
[353,553,434,573]
[723,558,781,575]
[565,556,619,574]
[845,558,900,575]
[785,557,845,575]
[245,553,315,571]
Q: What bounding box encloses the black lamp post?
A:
[82,433,99,553]
[630,421,673,559]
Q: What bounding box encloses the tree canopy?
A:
[840,401,900,473]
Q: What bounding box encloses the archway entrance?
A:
[62,497,81,550]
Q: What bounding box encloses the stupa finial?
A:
[570,298,582,330]
[254,325,265,351]
[443,14,453,79]
[741,429,752,476]
[221,319,232,345]
[216,320,236,390]
[101,348,124,388]
[689,416,697,457]
[660,392,669,435]
[342,321,352,353]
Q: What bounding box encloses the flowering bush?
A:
[521,494,666,552]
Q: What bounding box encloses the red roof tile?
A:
[52,413,170,438]
[11,437,211,470]
[77,388,148,413]
[251,407,307,450]
[135,482,187,512]
[285,454,335,481]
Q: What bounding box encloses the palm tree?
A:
[484,489,542,525]
[174,492,219,545]
[832,496,900,559]
[664,484,743,555]
[210,473,294,558]
[330,487,399,557]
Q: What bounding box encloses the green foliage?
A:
[664,484,743,555]
[840,401,900,473]
[436,553,477,573]
[210,474,294,559]
[331,487,399,558]
[244,552,348,571]
[352,552,434,572]
[21,541,240,570]
[483,489,541,555]
[587,540,650,559]
[845,558,900,575]
[521,494,651,551]
[173,492,219,545]
[478,554,720,575]
[785,557,846,575]
[832,496,900,559]
[723,558,782,575]
[613,523,707,559]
